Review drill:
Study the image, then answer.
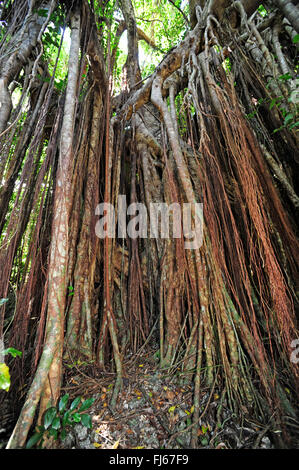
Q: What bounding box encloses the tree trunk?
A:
[6,6,81,448]
[0,0,56,135]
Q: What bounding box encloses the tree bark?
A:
[190,0,261,28]
[273,0,299,32]
[0,1,56,135]
[6,7,81,448]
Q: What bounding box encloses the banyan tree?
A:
[0,0,298,449]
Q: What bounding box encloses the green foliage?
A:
[0,363,10,392]
[247,72,299,133]
[0,336,22,392]
[26,394,95,448]
[257,5,268,18]
[37,9,50,18]
[134,0,186,68]
[65,357,95,368]
[95,0,188,91]
[246,97,264,119]
[272,75,299,133]
[36,4,69,92]
[153,349,160,361]
[42,29,69,92]
[222,57,231,74]
[2,347,22,358]
[68,285,74,296]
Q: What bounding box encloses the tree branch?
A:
[168,0,190,25]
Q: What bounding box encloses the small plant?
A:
[67,285,74,296]
[257,5,268,18]
[247,72,299,133]
[65,358,94,369]
[0,312,22,392]
[26,394,95,448]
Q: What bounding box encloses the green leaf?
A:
[78,397,95,412]
[154,350,160,360]
[59,393,69,413]
[67,286,74,296]
[51,417,61,430]
[60,429,67,440]
[289,121,299,130]
[62,410,71,427]
[0,363,10,391]
[43,407,57,430]
[72,412,81,423]
[269,98,277,110]
[48,428,58,439]
[81,414,92,429]
[201,424,209,434]
[200,437,209,446]
[70,396,81,411]
[56,80,65,91]
[3,347,22,358]
[38,9,48,17]
[292,34,299,44]
[257,5,268,17]
[284,113,293,125]
[40,75,50,83]
[26,432,43,449]
[279,73,292,81]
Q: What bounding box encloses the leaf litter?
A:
[57,351,276,450]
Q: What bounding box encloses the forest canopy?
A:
[0,0,298,449]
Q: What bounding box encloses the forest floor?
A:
[1,344,297,449]
[56,348,275,450]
